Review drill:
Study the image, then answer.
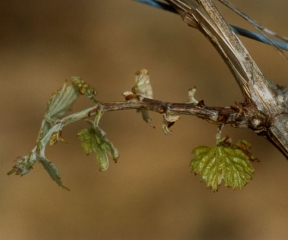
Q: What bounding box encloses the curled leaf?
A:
[191,140,255,191]
[132,69,154,126]
[188,87,198,104]
[78,127,119,171]
[162,113,181,135]
[132,69,153,99]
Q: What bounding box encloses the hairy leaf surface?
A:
[38,156,70,191]
[46,82,78,120]
[42,82,78,136]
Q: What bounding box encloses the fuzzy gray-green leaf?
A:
[42,82,79,136]
[38,156,70,191]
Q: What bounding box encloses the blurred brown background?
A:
[1,1,288,239]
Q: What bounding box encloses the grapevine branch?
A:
[8,0,288,191]
[7,70,261,191]
[102,98,255,130]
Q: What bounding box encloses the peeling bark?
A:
[164,0,288,158]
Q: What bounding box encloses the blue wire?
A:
[230,25,288,51]
[136,0,288,51]
[136,0,177,13]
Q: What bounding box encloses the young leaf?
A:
[132,69,154,126]
[132,69,153,99]
[78,127,119,171]
[188,87,198,104]
[42,82,79,136]
[46,81,79,121]
[191,140,255,191]
[162,113,181,135]
[38,156,70,191]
